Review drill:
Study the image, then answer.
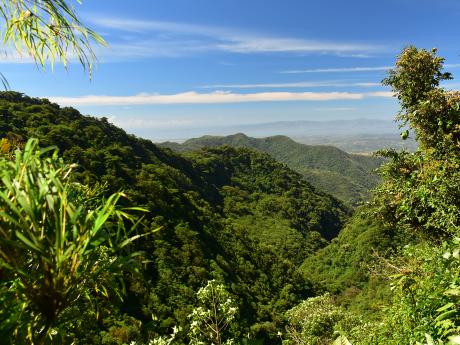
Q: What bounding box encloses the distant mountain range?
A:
[294,133,417,153]
[148,119,417,153]
[161,133,386,205]
[223,118,399,136]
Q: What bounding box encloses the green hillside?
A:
[280,48,460,344]
[299,210,400,312]
[161,133,384,206]
[0,91,349,343]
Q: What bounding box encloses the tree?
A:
[372,47,460,239]
[283,293,343,345]
[0,0,106,82]
[382,46,456,151]
[188,280,238,345]
[360,47,460,343]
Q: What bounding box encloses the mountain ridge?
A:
[161,133,385,205]
[0,91,350,342]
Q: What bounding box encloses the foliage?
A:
[0,0,354,342]
[282,293,368,345]
[283,293,342,345]
[300,211,397,317]
[2,39,459,345]
[0,138,147,343]
[161,133,384,206]
[372,47,460,238]
[354,241,460,344]
[188,280,238,345]
[348,47,460,344]
[0,91,351,343]
[295,47,460,345]
[383,46,453,137]
[0,0,106,76]
[331,335,352,345]
[130,326,180,345]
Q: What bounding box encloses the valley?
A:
[161,133,385,205]
[0,0,458,341]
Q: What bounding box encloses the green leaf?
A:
[436,310,457,322]
[332,335,352,345]
[437,303,455,312]
[118,227,161,249]
[14,230,42,253]
[425,333,435,345]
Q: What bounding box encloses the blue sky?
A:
[4,0,460,140]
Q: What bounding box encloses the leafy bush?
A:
[0,138,146,343]
[283,293,343,345]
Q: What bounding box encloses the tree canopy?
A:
[299,47,460,344]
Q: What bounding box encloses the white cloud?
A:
[0,53,34,63]
[95,40,216,59]
[367,91,394,97]
[336,53,374,58]
[282,63,460,74]
[47,90,393,106]
[88,15,385,57]
[200,81,381,89]
[0,43,86,64]
[216,38,379,54]
[281,66,393,74]
[314,107,357,111]
[0,46,45,63]
[111,117,197,129]
[89,17,216,36]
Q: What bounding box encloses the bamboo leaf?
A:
[14,230,42,253]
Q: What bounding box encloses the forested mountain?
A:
[161,133,384,205]
[300,211,398,311]
[0,91,349,343]
[277,47,460,344]
[2,47,460,345]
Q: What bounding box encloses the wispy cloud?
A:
[110,117,197,129]
[0,47,44,63]
[95,40,216,59]
[367,91,394,97]
[90,17,215,36]
[87,15,385,58]
[281,66,393,74]
[282,63,460,74]
[314,107,357,112]
[219,61,237,66]
[215,39,379,54]
[199,81,381,89]
[47,90,393,106]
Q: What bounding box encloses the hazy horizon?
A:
[121,117,401,143]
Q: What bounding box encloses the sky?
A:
[3,0,460,141]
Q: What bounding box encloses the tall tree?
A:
[365,47,460,343]
[374,46,460,238]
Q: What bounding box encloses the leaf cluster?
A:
[0,0,106,76]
